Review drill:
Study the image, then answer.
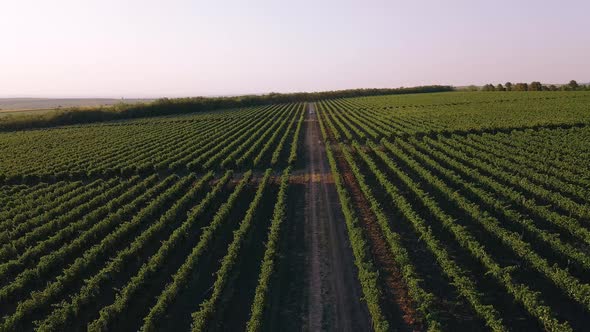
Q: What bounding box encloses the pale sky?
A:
[1,0,589,98]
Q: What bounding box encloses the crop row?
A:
[0,169,301,331]
[317,101,590,330]
[0,103,303,182]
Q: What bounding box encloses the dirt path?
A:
[302,102,371,332]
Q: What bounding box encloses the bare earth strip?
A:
[302,102,371,331]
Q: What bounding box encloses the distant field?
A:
[1,91,589,331]
[0,98,153,117]
[0,108,56,118]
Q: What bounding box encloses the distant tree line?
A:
[480,80,589,92]
[0,85,453,131]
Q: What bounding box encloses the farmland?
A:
[1,91,590,331]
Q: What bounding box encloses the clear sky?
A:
[1,0,589,98]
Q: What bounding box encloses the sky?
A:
[1,0,589,98]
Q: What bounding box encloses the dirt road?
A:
[302,102,371,331]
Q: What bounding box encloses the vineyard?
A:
[0,102,301,332]
[1,91,589,331]
[317,91,590,331]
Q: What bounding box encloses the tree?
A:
[529,81,543,91]
[514,83,528,91]
[505,82,513,91]
[569,80,579,90]
[549,85,558,91]
[496,84,505,91]
[482,84,496,91]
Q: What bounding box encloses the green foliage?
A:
[141,171,252,332]
[513,82,529,91]
[1,174,198,331]
[2,91,590,331]
[481,84,496,91]
[0,86,453,131]
[88,171,230,332]
[378,139,571,331]
[315,91,590,139]
[529,81,543,91]
[319,93,589,331]
[0,104,300,180]
[287,105,305,165]
[475,80,587,92]
[244,167,290,332]
[339,143,443,331]
[191,169,271,331]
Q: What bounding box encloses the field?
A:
[0,98,153,113]
[0,91,589,331]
